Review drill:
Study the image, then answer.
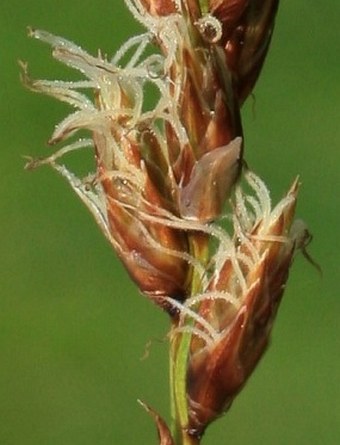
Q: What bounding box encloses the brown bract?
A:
[153,4,244,222]
[139,400,175,445]
[93,126,190,305]
[209,0,280,103]
[185,178,298,434]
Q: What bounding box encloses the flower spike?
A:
[24,1,313,444]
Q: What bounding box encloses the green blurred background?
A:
[1,1,339,444]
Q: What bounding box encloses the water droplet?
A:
[196,14,223,44]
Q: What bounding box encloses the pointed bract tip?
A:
[138,400,175,445]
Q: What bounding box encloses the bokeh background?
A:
[1,1,339,444]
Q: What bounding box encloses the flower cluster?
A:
[24,0,308,443]
[169,171,301,435]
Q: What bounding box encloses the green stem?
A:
[170,328,198,445]
[169,234,209,445]
[198,0,210,15]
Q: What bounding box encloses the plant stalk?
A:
[170,234,210,445]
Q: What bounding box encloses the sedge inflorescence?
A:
[24,0,310,442]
